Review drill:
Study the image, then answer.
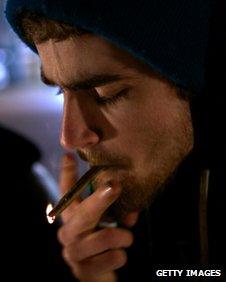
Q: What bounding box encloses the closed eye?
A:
[95,89,130,106]
[55,87,130,106]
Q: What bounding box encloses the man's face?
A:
[36,34,193,214]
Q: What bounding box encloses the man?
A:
[5,0,226,281]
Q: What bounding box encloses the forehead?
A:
[36,34,151,83]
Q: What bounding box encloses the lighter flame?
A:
[46,203,55,224]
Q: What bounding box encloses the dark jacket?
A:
[0,125,75,281]
[116,153,226,281]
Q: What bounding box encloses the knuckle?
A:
[62,247,70,263]
[62,247,76,268]
[102,228,133,249]
[71,264,86,280]
[80,208,94,225]
[57,226,70,246]
[62,244,80,264]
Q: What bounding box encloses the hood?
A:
[5,0,213,94]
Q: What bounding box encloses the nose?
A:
[60,93,100,150]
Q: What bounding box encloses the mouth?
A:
[90,164,126,180]
[89,162,126,170]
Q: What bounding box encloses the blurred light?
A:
[55,92,64,104]
[0,49,7,64]
[0,62,9,90]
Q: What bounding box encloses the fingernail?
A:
[100,182,121,198]
[62,153,76,166]
[64,153,75,161]
[99,185,115,198]
[102,185,113,195]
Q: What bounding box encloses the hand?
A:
[57,154,138,282]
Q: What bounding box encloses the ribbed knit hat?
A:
[5,0,213,94]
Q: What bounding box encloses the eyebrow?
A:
[40,67,124,90]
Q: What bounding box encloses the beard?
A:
[77,144,188,220]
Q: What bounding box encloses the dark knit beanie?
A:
[5,0,213,94]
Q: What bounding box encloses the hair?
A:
[20,11,88,44]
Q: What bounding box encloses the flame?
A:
[46,203,55,224]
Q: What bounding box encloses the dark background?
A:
[0,1,80,280]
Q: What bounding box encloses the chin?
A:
[111,156,184,218]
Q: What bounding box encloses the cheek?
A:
[103,102,160,158]
[101,84,192,161]
[114,100,166,143]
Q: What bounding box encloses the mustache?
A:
[77,149,131,167]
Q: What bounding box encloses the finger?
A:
[121,211,140,227]
[63,228,133,262]
[59,153,79,195]
[58,181,121,245]
[66,249,127,280]
[59,153,80,222]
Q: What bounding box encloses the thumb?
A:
[59,153,80,223]
[121,211,140,227]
